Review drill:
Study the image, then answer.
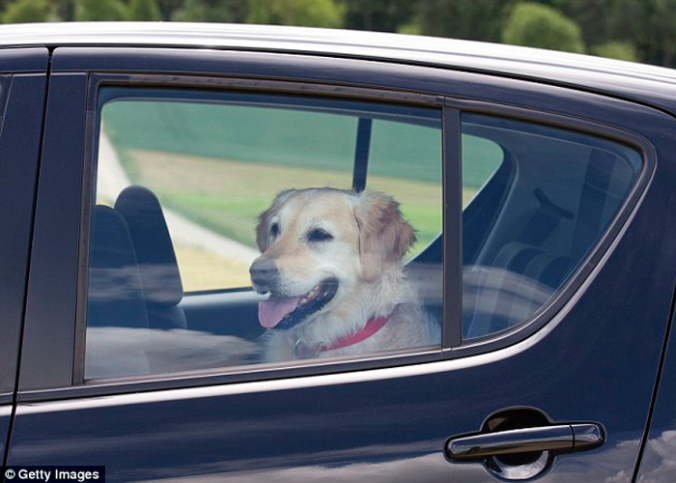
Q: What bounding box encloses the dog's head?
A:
[250,188,415,330]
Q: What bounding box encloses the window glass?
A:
[462,133,504,206]
[462,114,641,339]
[86,88,443,379]
[367,118,442,256]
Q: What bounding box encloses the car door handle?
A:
[446,423,604,461]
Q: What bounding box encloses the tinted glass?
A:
[462,114,642,339]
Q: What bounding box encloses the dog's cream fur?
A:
[251,188,440,362]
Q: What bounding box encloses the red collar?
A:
[325,313,392,351]
[295,313,393,359]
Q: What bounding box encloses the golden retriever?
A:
[249,187,440,361]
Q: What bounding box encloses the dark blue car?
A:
[2,22,676,482]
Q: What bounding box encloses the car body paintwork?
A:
[1,23,676,483]
[0,47,49,468]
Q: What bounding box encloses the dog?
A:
[249,187,440,362]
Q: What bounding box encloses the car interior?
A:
[461,116,640,338]
[84,108,641,379]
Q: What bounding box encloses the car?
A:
[1,21,676,483]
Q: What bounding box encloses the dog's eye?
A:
[270,223,280,238]
[307,228,333,243]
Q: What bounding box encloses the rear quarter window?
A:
[461,113,642,339]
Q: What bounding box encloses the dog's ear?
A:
[255,189,295,252]
[354,191,416,281]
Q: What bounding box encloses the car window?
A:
[462,133,504,206]
[85,87,443,379]
[461,114,642,339]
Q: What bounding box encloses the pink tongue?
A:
[258,296,303,328]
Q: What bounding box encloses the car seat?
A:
[115,185,187,330]
[86,205,150,378]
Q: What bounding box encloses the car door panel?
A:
[10,47,676,482]
[8,277,672,483]
[10,236,675,483]
[0,49,49,465]
[635,296,676,482]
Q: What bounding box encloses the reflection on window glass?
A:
[462,114,641,339]
[462,134,503,206]
[86,89,443,379]
[100,94,357,291]
[368,119,442,257]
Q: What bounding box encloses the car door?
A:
[7,46,676,483]
[636,287,676,482]
[0,47,48,469]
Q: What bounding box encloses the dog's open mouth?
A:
[258,278,338,330]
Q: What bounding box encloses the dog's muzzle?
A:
[250,258,340,331]
[249,257,279,294]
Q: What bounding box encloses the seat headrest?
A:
[115,186,184,307]
[87,205,148,329]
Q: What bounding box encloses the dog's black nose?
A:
[250,258,279,291]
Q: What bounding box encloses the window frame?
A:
[74,74,453,387]
[16,47,658,401]
[449,99,654,358]
[75,75,653,388]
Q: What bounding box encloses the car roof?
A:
[2,22,676,112]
